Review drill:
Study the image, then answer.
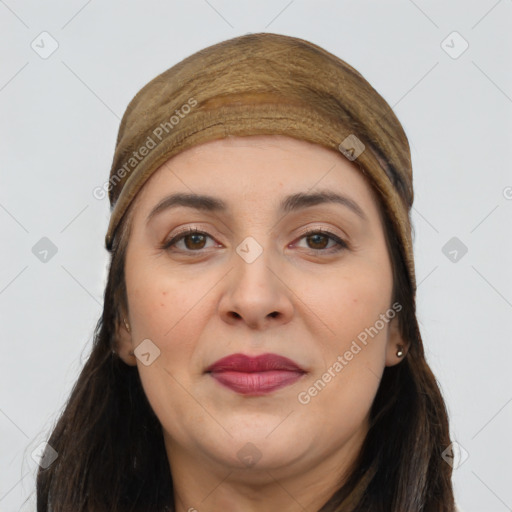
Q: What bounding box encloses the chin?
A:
[210,429,308,471]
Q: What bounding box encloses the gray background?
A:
[1,1,511,511]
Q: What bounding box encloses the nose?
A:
[218,246,294,330]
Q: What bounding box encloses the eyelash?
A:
[160,227,349,254]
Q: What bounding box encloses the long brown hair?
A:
[35,40,455,512]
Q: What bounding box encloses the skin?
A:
[116,135,409,512]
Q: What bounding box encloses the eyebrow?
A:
[146,189,368,224]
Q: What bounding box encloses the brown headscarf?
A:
[104,32,416,296]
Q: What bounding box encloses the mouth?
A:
[205,353,307,396]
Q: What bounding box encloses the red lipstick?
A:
[205,353,306,396]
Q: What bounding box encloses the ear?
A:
[384,315,410,367]
[114,314,137,367]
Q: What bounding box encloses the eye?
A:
[294,228,348,253]
[161,228,217,252]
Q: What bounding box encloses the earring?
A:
[396,345,404,357]
[123,317,130,332]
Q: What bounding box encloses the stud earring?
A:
[396,345,404,357]
[123,317,130,332]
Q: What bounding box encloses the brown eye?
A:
[182,232,207,250]
[162,228,215,252]
[296,229,348,253]
[306,233,330,250]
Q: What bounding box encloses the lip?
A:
[205,353,307,396]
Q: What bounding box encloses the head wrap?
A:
[105,31,416,292]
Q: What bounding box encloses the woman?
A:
[36,33,455,511]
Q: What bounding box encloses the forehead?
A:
[129,134,382,221]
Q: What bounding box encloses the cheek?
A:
[299,359,382,444]
[297,306,389,442]
[125,264,215,439]
[125,252,209,337]
[305,262,393,345]
[294,264,392,428]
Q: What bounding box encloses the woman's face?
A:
[118,134,406,485]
